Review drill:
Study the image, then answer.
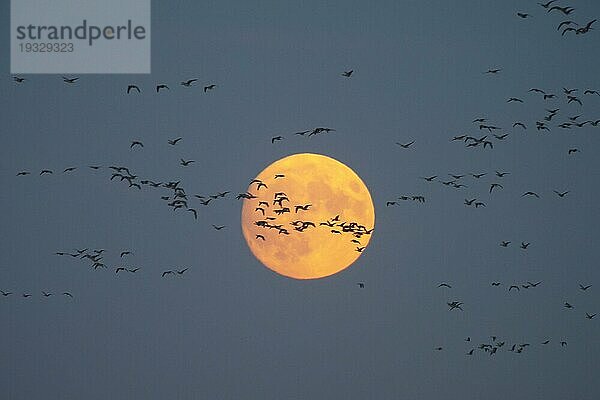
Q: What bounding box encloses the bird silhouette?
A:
[180,79,198,87]
[127,85,141,94]
[156,84,169,92]
[396,140,415,148]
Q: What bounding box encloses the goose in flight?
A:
[294,204,311,213]
[271,136,284,143]
[130,141,144,148]
[489,183,503,193]
[522,191,539,198]
[357,282,365,288]
[204,84,216,92]
[62,76,79,83]
[520,242,530,249]
[212,225,226,230]
[538,0,558,8]
[187,208,198,219]
[40,169,53,175]
[180,159,195,166]
[180,78,198,87]
[63,167,77,173]
[63,292,73,298]
[1,290,12,296]
[554,190,569,197]
[579,284,592,291]
[500,241,511,247]
[13,76,26,83]
[586,313,596,319]
[342,70,353,77]
[168,137,182,145]
[162,270,174,277]
[396,140,415,148]
[127,85,141,94]
[156,84,169,92]
[438,283,452,288]
[16,171,30,176]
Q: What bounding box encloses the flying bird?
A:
[62,76,79,84]
[396,140,415,148]
[204,84,216,92]
[127,85,141,94]
[130,141,144,149]
[168,137,182,145]
[554,190,570,197]
[156,84,169,92]
[180,78,198,87]
[342,70,354,77]
[522,191,540,198]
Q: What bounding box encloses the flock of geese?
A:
[517,1,597,36]
[4,3,598,362]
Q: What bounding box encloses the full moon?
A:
[241,153,375,279]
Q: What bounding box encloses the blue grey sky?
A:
[1,1,599,399]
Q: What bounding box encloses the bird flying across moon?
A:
[241,153,375,279]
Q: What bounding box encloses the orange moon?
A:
[241,153,375,279]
